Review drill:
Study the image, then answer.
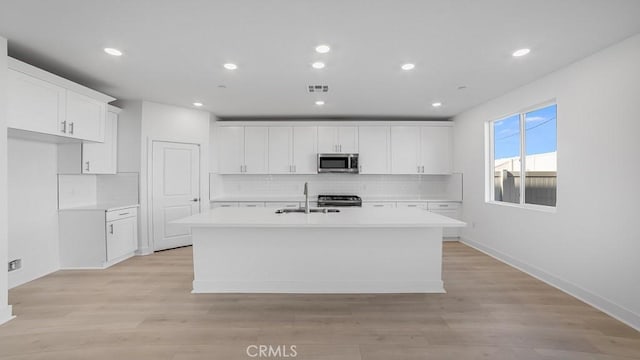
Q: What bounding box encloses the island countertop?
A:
[174,207,466,228]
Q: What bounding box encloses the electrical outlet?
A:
[8,259,21,272]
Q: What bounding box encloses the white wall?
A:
[114,100,142,173]
[453,34,640,330]
[138,101,210,253]
[7,138,60,288]
[0,35,13,324]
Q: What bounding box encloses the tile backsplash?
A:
[211,173,462,200]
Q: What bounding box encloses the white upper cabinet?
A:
[391,126,422,174]
[268,127,293,174]
[317,126,358,153]
[217,126,245,174]
[317,126,337,153]
[244,127,269,174]
[6,58,114,142]
[359,126,390,174]
[82,110,118,174]
[391,125,452,174]
[420,126,452,174]
[218,126,269,174]
[7,69,66,135]
[292,127,318,174]
[65,91,106,142]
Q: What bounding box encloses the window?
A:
[489,104,557,208]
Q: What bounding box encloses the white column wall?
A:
[453,34,640,330]
[0,35,13,324]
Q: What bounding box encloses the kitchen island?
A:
[174,207,465,294]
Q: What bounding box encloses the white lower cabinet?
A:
[59,206,138,268]
[363,202,396,208]
[428,202,461,239]
[265,202,300,208]
[211,201,239,209]
[238,202,265,208]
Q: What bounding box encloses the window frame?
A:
[485,101,557,212]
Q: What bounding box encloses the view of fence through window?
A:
[492,104,557,207]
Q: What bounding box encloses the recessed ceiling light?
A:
[223,63,238,70]
[104,48,123,56]
[401,63,415,71]
[512,48,531,57]
[193,102,203,107]
[432,102,442,108]
[311,62,325,69]
[315,100,325,106]
[315,45,330,53]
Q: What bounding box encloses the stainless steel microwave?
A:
[317,153,359,173]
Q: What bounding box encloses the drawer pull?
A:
[119,212,129,216]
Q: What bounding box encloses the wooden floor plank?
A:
[0,242,638,359]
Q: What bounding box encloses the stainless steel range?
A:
[317,195,362,207]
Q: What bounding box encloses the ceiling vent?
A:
[308,85,329,93]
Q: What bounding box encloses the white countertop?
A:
[174,207,466,228]
[210,196,460,203]
[59,203,140,212]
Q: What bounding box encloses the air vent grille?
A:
[308,85,329,93]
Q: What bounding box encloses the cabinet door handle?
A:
[85,161,90,172]
[190,198,199,202]
[60,121,67,133]
[69,122,74,135]
[422,166,425,173]
[109,224,114,234]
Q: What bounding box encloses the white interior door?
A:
[152,141,200,251]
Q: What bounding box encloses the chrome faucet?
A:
[303,182,310,214]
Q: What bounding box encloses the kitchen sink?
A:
[275,208,340,214]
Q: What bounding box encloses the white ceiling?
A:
[1,0,639,119]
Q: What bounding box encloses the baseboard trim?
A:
[192,280,446,294]
[135,247,153,256]
[460,236,640,332]
[0,305,14,326]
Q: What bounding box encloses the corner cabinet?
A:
[6,57,115,142]
[57,106,120,174]
[59,206,138,269]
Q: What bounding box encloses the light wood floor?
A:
[0,242,638,360]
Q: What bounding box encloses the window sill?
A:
[486,200,557,213]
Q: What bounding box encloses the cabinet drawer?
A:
[396,202,428,209]
[427,202,460,210]
[265,202,300,208]
[211,202,238,208]
[363,202,395,208]
[238,202,265,208]
[106,207,137,222]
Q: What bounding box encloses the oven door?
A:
[317,154,358,173]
